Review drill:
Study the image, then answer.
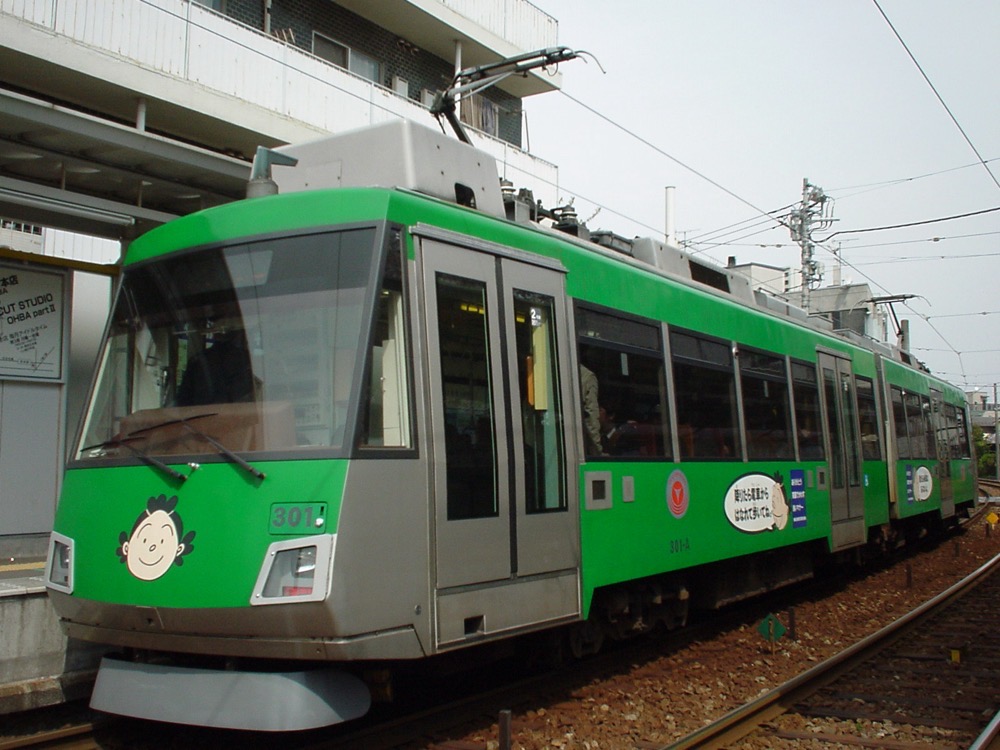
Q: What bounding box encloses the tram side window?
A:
[576,305,669,460]
[856,376,882,460]
[740,349,793,460]
[955,406,972,459]
[892,387,934,460]
[671,330,738,460]
[905,392,934,459]
[944,403,961,459]
[360,229,412,449]
[791,361,824,460]
[891,387,909,458]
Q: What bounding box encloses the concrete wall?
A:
[0,585,105,712]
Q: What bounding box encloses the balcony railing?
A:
[438,0,558,52]
[1,0,559,204]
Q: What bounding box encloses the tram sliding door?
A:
[419,234,580,649]
[817,351,866,549]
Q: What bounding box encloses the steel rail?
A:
[969,707,1000,750]
[664,549,1000,750]
[0,721,97,750]
[979,477,1000,497]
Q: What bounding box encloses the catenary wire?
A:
[557,89,792,234]
[872,0,1000,192]
[819,206,1000,242]
[829,156,1000,198]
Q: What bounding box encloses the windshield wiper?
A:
[80,436,189,484]
[177,419,266,481]
[129,413,265,481]
[86,411,266,482]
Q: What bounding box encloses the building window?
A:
[460,93,499,138]
[313,32,380,84]
[192,0,224,11]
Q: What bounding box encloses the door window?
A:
[823,367,846,490]
[435,273,497,520]
[513,290,566,513]
[839,370,862,486]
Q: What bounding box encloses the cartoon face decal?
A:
[770,473,789,531]
[116,495,195,581]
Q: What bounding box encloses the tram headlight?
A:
[46,532,74,594]
[271,546,316,596]
[251,534,334,605]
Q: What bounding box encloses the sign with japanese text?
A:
[0,264,66,380]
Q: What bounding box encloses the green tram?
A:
[45,120,975,730]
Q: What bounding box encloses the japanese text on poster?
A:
[0,266,65,380]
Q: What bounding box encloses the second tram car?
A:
[46,118,975,729]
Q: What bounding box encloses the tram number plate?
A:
[269,503,327,535]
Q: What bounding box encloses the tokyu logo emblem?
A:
[116,494,196,581]
[667,469,689,519]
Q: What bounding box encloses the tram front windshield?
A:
[76,228,379,460]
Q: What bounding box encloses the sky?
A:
[520,0,1000,395]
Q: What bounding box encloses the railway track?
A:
[665,549,1000,749]
[0,721,98,750]
[979,478,1000,498]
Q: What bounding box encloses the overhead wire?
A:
[829,157,1000,198]
[912,348,1000,355]
[543,97,985,383]
[692,158,1000,249]
[556,89,792,234]
[844,230,1000,251]
[685,203,796,244]
[686,212,794,253]
[819,205,1000,242]
[852,250,1000,267]
[872,0,1000,192]
[923,311,1000,320]
[809,236,968,380]
[688,222,795,254]
[544,36,988,382]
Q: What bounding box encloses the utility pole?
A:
[787,178,835,311]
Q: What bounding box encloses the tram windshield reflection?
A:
[76,228,379,459]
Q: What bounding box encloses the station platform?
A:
[0,557,105,714]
